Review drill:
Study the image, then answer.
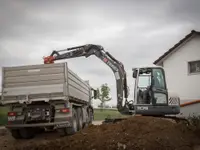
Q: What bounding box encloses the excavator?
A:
[44,44,180,119]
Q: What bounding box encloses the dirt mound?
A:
[11,116,200,150]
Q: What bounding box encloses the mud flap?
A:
[19,128,35,139]
[10,129,22,139]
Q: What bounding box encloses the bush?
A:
[0,106,8,126]
[183,115,200,137]
[0,115,7,125]
[188,115,200,129]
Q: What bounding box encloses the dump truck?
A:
[1,62,97,139]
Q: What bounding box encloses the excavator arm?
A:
[44,44,133,115]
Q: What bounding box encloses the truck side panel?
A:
[1,62,90,104]
[67,69,90,102]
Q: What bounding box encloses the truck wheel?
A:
[19,128,35,139]
[57,108,78,136]
[45,126,54,131]
[35,127,45,134]
[57,128,67,137]
[68,108,78,134]
[77,107,83,131]
[88,108,93,124]
[10,129,22,139]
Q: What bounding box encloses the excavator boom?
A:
[44,44,132,115]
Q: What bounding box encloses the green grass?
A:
[93,109,128,121]
[0,106,8,126]
[0,107,8,115]
[0,115,7,125]
[0,107,127,125]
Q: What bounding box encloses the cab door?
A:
[151,68,168,106]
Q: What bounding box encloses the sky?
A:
[0,0,200,107]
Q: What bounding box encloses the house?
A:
[153,30,200,104]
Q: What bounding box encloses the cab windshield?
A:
[137,68,166,90]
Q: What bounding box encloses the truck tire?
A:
[35,127,45,134]
[57,108,78,136]
[19,128,35,139]
[57,128,67,137]
[88,108,93,124]
[66,108,78,135]
[77,107,83,131]
[45,126,54,131]
[10,129,22,139]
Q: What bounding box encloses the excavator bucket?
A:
[43,56,55,64]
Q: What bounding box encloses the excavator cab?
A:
[132,67,180,116]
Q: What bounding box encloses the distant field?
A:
[0,106,8,125]
[0,107,127,126]
[93,109,127,121]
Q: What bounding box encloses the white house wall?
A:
[163,35,200,102]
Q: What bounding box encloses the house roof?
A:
[153,30,200,65]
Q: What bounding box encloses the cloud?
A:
[1,0,200,106]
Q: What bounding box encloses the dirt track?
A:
[0,120,103,150]
[0,116,200,150]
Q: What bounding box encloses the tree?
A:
[97,83,112,111]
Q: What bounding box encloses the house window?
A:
[188,60,200,74]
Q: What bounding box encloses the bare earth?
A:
[0,121,104,150]
[0,117,200,150]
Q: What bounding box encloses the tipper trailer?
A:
[1,62,97,139]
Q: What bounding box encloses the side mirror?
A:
[93,89,98,99]
[132,70,138,78]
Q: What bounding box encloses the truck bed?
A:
[1,62,91,104]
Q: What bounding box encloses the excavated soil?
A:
[1,116,200,150]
